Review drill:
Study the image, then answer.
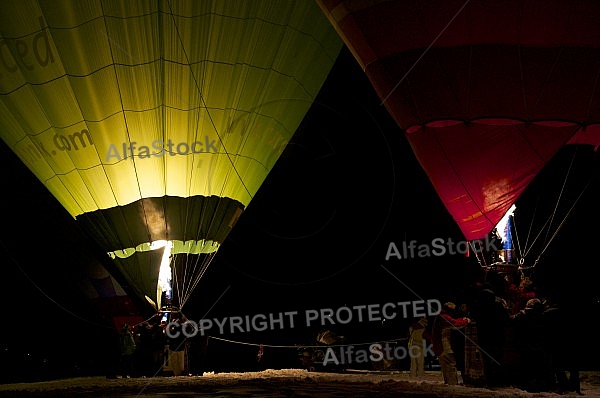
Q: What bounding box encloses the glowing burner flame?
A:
[495,204,516,262]
[150,240,173,308]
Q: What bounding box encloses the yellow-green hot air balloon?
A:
[0,0,342,311]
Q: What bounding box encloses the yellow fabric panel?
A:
[13,137,55,182]
[32,78,83,126]
[0,87,51,143]
[78,165,118,209]
[103,152,140,206]
[49,17,110,76]
[94,114,129,164]
[59,169,100,211]
[40,0,103,28]
[45,175,83,216]
[69,67,122,121]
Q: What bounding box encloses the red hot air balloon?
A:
[316,0,600,242]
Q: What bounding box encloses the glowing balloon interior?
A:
[0,0,342,309]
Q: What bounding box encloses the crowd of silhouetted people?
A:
[108,319,167,379]
[107,311,209,379]
[104,270,584,395]
[424,271,583,395]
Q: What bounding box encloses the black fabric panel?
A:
[76,195,244,252]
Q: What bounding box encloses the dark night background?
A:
[1,47,599,382]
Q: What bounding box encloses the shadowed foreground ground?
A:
[0,369,598,397]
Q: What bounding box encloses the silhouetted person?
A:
[431,302,470,385]
[512,298,551,392]
[408,317,428,377]
[118,323,136,378]
[471,286,510,387]
[150,321,167,375]
[188,334,209,376]
[166,313,188,376]
[542,300,582,395]
[135,321,154,377]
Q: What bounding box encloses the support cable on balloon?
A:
[541,147,578,251]
[518,148,597,269]
[182,252,217,308]
[511,212,524,263]
[534,177,594,264]
[468,240,487,268]
[520,148,580,262]
[177,207,220,309]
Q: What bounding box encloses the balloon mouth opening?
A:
[110,239,221,310]
[107,239,220,259]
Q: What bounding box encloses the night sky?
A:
[1,47,599,380]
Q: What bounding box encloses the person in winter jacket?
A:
[408,317,429,377]
[470,285,511,387]
[119,323,137,378]
[511,298,550,392]
[431,302,470,385]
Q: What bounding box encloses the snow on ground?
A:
[0,369,598,397]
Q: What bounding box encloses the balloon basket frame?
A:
[159,305,181,313]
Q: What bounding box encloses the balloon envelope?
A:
[0,0,342,307]
[317,0,600,240]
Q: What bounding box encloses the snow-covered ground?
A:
[0,369,598,397]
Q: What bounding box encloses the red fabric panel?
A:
[569,125,600,147]
[366,46,600,129]
[321,1,600,59]
[407,122,580,240]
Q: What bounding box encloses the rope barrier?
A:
[207,335,409,349]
